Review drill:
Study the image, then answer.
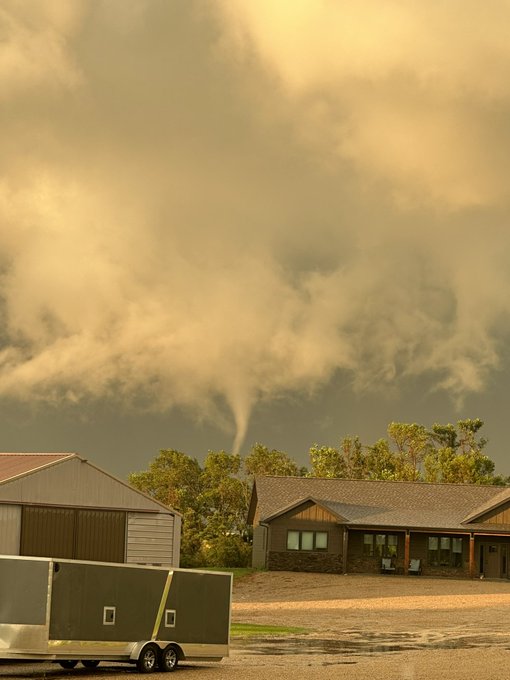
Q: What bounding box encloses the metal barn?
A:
[0,453,181,567]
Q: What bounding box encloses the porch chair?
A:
[408,558,421,575]
[381,557,396,574]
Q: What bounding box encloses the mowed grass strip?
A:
[231,623,309,638]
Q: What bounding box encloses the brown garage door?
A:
[75,509,125,563]
[21,506,75,559]
[21,507,125,563]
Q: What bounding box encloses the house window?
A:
[363,533,398,557]
[428,536,463,567]
[363,534,374,555]
[286,530,328,551]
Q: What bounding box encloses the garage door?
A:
[21,506,125,562]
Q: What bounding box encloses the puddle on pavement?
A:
[233,630,510,659]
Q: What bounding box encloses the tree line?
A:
[128,418,508,568]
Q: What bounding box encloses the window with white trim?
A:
[428,536,463,567]
[363,533,398,558]
[287,530,328,551]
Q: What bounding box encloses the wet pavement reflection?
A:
[232,629,510,658]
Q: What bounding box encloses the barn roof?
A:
[0,453,75,483]
[0,452,180,516]
[249,475,510,532]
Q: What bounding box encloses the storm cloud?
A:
[1,1,510,452]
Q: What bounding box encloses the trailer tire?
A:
[136,643,160,673]
[81,660,100,668]
[59,660,78,669]
[159,645,179,672]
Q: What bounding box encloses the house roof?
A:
[250,476,510,532]
[0,453,75,483]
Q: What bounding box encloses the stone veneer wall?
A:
[421,564,469,578]
[268,551,343,573]
[347,554,401,574]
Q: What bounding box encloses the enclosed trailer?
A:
[0,555,232,673]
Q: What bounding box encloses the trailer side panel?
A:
[0,558,49,625]
[159,571,231,645]
[49,561,168,641]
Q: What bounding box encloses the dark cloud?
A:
[1,1,510,457]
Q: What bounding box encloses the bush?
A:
[203,535,252,568]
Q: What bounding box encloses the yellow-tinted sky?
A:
[1,1,510,475]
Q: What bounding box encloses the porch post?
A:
[404,530,410,575]
[342,527,349,575]
[469,533,475,578]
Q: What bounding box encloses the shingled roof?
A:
[249,476,510,532]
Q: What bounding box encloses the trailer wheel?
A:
[81,660,100,668]
[59,660,78,669]
[136,643,160,673]
[159,645,179,672]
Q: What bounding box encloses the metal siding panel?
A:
[173,515,181,567]
[126,513,174,565]
[21,507,75,559]
[0,505,21,555]
[251,525,267,568]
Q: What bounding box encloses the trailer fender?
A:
[129,641,184,662]
[129,641,160,661]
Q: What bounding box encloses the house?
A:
[248,476,510,578]
[0,452,181,567]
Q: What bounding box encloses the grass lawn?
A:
[197,567,263,581]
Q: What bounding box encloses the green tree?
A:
[128,449,202,511]
[244,443,303,477]
[387,422,430,481]
[129,449,205,567]
[201,450,249,536]
[200,450,251,568]
[130,449,253,568]
[364,439,399,480]
[424,419,501,485]
[341,436,366,479]
[308,444,345,478]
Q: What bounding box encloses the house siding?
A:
[252,525,267,568]
[266,509,343,573]
[269,518,342,554]
[477,500,510,524]
[251,476,510,579]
